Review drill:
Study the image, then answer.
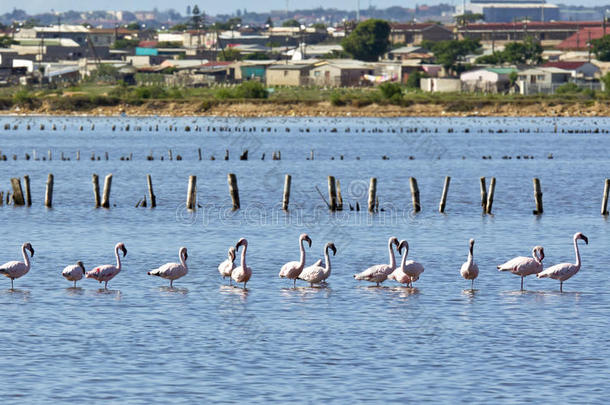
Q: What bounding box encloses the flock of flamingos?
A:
[0,232,588,293]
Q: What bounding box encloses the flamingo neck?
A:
[323,246,332,277]
[240,244,247,269]
[180,251,187,268]
[21,245,31,269]
[298,238,306,268]
[388,241,396,269]
[468,244,473,263]
[400,245,409,270]
[574,238,581,268]
[115,246,122,270]
[532,249,541,264]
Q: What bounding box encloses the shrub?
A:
[379,82,402,99]
[556,83,581,94]
[13,89,39,108]
[234,81,268,99]
[330,91,346,106]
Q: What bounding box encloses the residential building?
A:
[557,27,610,50]
[389,23,453,45]
[266,63,314,86]
[542,61,600,79]
[457,0,560,23]
[516,67,571,94]
[460,67,517,92]
[420,78,461,92]
[309,60,375,87]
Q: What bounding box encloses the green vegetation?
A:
[422,38,480,74]
[88,64,121,83]
[0,35,17,48]
[342,19,391,62]
[591,35,610,62]
[282,19,301,28]
[218,48,242,61]
[602,73,610,95]
[476,36,543,65]
[213,17,242,31]
[455,13,484,25]
[112,39,140,50]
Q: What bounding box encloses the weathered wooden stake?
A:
[228,173,240,210]
[147,174,156,208]
[602,179,610,216]
[198,148,202,161]
[486,177,496,214]
[336,179,344,211]
[533,177,543,215]
[101,174,113,208]
[480,177,487,212]
[328,176,338,211]
[48,150,52,161]
[368,177,377,213]
[409,177,421,213]
[10,178,25,205]
[23,175,31,206]
[45,174,53,207]
[92,174,101,208]
[76,150,80,161]
[439,176,451,213]
[168,149,173,160]
[186,175,197,210]
[282,174,291,210]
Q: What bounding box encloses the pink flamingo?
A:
[497,245,544,291]
[279,233,312,287]
[0,242,35,289]
[232,238,252,289]
[460,239,479,290]
[537,232,588,292]
[86,242,127,289]
[353,237,399,286]
[218,246,236,285]
[388,240,424,287]
[148,247,188,287]
[62,261,86,288]
[298,242,336,287]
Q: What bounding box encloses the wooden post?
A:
[228,173,240,210]
[23,175,32,206]
[480,177,487,212]
[282,174,291,210]
[368,177,377,213]
[533,177,543,215]
[92,174,101,208]
[439,176,450,213]
[76,150,80,161]
[45,174,53,208]
[147,174,156,208]
[328,176,338,211]
[186,175,197,210]
[101,174,113,208]
[336,179,343,210]
[198,148,202,161]
[48,150,52,161]
[168,149,173,160]
[486,177,496,214]
[10,178,25,205]
[409,177,421,213]
[602,179,610,216]
[105,152,109,161]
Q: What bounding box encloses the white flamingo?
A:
[232,238,252,289]
[298,242,336,287]
[148,247,189,287]
[218,246,236,285]
[85,242,127,289]
[0,242,35,289]
[279,233,312,287]
[388,240,424,287]
[460,239,479,290]
[537,232,588,292]
[353,237,399,286]
[62,261,86,288]
[497,245,544,291]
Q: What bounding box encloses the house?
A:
[542,61,600,79]
[389,23,453,46]
[386,46,432,61]
[309,60,375,87]
[460,67,517,93]
[420,78,461,92]
[266,63,314,86]
[516,67,572,94]
[239,61,274,82]
[557,27,610,50]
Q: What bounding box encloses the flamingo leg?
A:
[560,281,563,293]
[520,277,524,291]
[74,280,77,288]
[293,279,296,288]
[376,282,380,287]
[170,280,173,288]
[104,281,108,289]
[471,279,474,290]
[11,278,14,289]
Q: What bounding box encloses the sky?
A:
[1,0,608,16]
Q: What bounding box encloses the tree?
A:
[455,13,484,25]
[265,16,273,28]
[191,5,205,29]
[422,38,480,73]
[126,22,141,30]
[341,19,391,62]
[218,48,242,61]
[282,19,301,28]
[476,36,542,65]
[0,36,17,48]
[602,72,610,95]
[591,35,610,62]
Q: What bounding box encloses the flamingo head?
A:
[24,242,34,257]
[235,238,248,251]
[117,243,127,257]
[77,261,86,274]
[398,240,408,254]
[326,242,337,256]
[535,246,545,261]
[575,232,589,245]
[180,247,188,261]
[300,234,312,248]
[469,238,475,253]
[389,237,399,248]
[228,246,236,261]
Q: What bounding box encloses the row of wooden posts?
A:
[6,173,610,216]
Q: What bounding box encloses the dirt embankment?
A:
[2,99,609,117]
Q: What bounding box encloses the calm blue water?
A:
[0,116,609,403]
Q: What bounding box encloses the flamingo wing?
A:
[0,261,28,279]
[218,260,235,277]
[62,265,83,281]
[355,264,392,282]
[538,263,577,280]
[299,265,324,283]
[279,261,300,278]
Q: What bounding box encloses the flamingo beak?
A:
[78,261,85,273]
[28,246,35,257]
[539,248,545,261]
[330,244,337,256]
[121,246,127,257]
[183,250,188,260]
[582,235,589,244]
[306,236,312,247]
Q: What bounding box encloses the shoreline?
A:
[1,99,609,117]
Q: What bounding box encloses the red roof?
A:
[138,40,158,48]
[390,23,442,31]
[557,27,609,50]
[201,61,232,67]
[542,61,588,70]
[461,21,604,32]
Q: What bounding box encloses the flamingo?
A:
[353,237,399,286]
[279,233,312,287]
[0,242,35,289]
[460,239,479,290]
[85,242,127,289]
[298,242,336,287]
[62,261,86,288]
[148,247,188,287]
[232,238,252,288]
[537,232,588,292]
[388,240,424,287]
[497,245,544,291]
[218,246,236,285]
